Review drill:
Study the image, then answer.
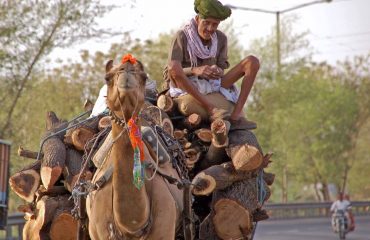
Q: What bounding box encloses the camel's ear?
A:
[105,60,114,73]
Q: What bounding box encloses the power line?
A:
[311,38,370,47]
[312,47,370,55]
[309,31,370,41]
[309,32,358,52]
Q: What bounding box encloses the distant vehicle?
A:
[0,140,11,230]
[331,209,349,239]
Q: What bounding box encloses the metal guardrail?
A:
[0,213,23,240]
[265,201,370,219]
[1,201,369,238]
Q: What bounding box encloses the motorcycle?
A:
[331,209,349,240]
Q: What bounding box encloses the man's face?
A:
[196,16,221,40]
[338,193,344,201]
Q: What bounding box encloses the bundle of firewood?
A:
[9,94,275,240]
[157,94,275,240]
[9,109,107,240]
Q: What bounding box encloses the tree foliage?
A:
[247,16,370,201]
[0,0,115,138]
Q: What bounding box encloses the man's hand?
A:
[192,65,223,79]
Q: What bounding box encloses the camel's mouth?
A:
[117,86,137,93]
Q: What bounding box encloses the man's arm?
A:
[330,201,337,213]
[168,60,215,114]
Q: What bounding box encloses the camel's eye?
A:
[105,73,113,86]
[137,71,147,86]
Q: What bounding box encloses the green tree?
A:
[246,16,370,202]
[0,0,116,138]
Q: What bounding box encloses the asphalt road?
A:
[254,216,370,240]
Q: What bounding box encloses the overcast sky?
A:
[50,0,370,66]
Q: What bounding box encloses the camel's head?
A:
[105,59,147,123]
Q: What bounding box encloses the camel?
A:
[86,58,183,239]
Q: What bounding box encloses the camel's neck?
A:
[111,124,150,234]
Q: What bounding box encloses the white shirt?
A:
[90,84,108,117]
[90,79,158,117]
[330,200,351,212]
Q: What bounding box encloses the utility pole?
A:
[276,12,281,78]
[227,0,332,80]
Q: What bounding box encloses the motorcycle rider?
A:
[330,192,355,232]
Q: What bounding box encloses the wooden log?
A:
[22,218,50,240]
[63,148,83,192]
[34,195,59,230]
[141,101,174,136]
[157,94,175,113]
[173,129,188,140]
[211,119,230,147]
[195,128,212,143]
[229,129,263,153]
[64,134,73,146]
[177,137,192,150]
[9,161,41,202]
[35,185,69,202]
[263,172,275,186]
[261,152,273,169]
[184,148,201,166]
[184,113,201,129]
[44,111,68,140]
[213,177,267,215]
[83,99,94,112]
[17,204,35,221]
[200,144,228,172]
[49,195,78,240]
[192,162,254,196]
[228,144,263,172]
[71,126,96,151]
[41,137,66,190]
[64,170,93,193]
[18,146,43,160]
[22,196,59,240]
[86,116,101,132]
[198,119,231,171]
[64,116,100,149]
[98,115,111,130]
[183,141,192,150]
[212,198,251,239]
[208,177,264,238]
[49,212,78,240]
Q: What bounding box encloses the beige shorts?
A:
[173,92,235,122]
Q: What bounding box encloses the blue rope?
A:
[251,169,267,240]
[257,169,267,204]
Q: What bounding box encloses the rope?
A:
[142,105,163,181]
[36,109,99,161]
[250,169,267,240]
[257,170,267,204]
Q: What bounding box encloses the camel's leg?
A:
[145,175,178,240]
[87,182,114,240]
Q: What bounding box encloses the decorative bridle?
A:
[108,54,146,190]
[108,109,127,127]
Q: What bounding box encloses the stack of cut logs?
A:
[9,107,110,240]
[10,94,275,240]
[157,94,275,240]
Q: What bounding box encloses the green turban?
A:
[194,0,231,21]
